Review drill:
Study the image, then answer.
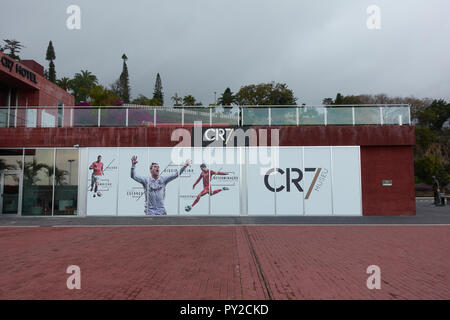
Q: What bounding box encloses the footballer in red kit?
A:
[89,155,104,197]
[185,163,229,212]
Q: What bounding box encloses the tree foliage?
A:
[69,70,99,104]
[416,99,450,131]
[1,39,24,60]
[131,94,161,106]
[235,82,296,105]
[88,84,122,106]
[415,155,450,186]
[118,54,130,103]
[56,77,71,91]
[171,93,183,106]
[153,73,164,105]
[218,87,236,106]
[45,41,55,60]
[183,95,197,106]
[45,41,56,83]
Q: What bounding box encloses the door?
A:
[0,170,22,215]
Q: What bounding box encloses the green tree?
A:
[119,54,130,103]
[235,82,296,105]
[415,126,437,154]
[171,93,183,106]
[131,94,161,106]
[56,77,71,91]
[332,93,362,105]
[415,155,449,186]
[183,95,196,106]
[1,39,24,60]
[153,73,164,105]
[218,87,236,106]
[322,98,334,105]
[416,99,450,131]
[45,41,56,83]
[88,85,122,106]
[69,70,99,104]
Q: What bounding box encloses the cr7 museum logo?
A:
[264,167,329,200]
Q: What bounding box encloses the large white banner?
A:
[85,146,361,216]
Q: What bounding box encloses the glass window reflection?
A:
[54,149,78,215]
[22,149,54,216]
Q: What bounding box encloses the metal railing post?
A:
[182,108,184,127]
[97,108,101,127]
[241,107,244,126]
[408,105,411,125]
[324,107,327,126]
[125,108,129,127]
[296,107,299,126]
[268,107,271,126]
[209,108,212,126]
[379,107,383,125]
[153,108,156,127]
[352,107,355,125]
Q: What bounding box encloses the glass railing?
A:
[0,105,411,128]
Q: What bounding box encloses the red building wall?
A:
[360,146,416,216]
[0,51,74,107]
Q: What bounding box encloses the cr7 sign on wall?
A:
[248,146,361,216]
[264,167,329,200]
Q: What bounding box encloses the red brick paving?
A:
[0,226,449,300]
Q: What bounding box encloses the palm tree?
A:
[56,77,71,91]
[183,95,196,106]
[77,70,98,85]
[69,70,99,103]
[171,93,183,106]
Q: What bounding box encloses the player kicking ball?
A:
[185,163,229,212]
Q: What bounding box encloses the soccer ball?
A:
[97,191,102,197]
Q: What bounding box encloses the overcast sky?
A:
[1,0,449,105]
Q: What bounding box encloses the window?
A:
[22,149,54,216]
[0,149,23,170]
[53,149,78,215]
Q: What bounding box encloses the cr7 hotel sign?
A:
[0,55,38,84]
